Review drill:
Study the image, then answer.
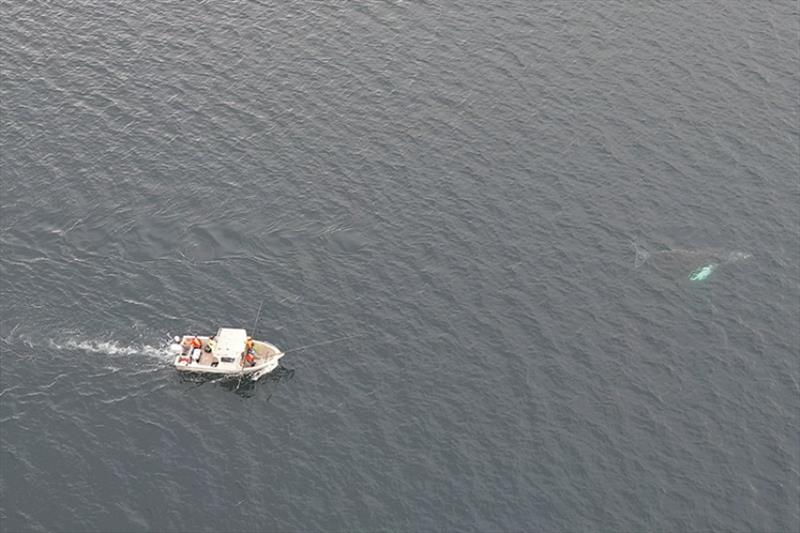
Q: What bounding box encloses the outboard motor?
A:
[168,336,183,355]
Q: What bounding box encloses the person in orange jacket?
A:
[187,336,202,362]
[242,337,257,366]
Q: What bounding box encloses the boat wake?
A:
[47,338,172,364]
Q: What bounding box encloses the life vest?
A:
[244,352,255,365]
[191,337,202,349]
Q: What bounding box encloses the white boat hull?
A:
[174,354,283,376]
[172,329,283,381]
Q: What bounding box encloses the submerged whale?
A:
[632,242,751,279]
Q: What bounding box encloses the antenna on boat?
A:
[251,300,264,338]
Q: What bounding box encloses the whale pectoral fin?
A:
[689,264,717,281]
[631,240,650,268]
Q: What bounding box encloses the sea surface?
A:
[1,1,798,531]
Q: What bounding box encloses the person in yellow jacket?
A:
[205,335,216,353]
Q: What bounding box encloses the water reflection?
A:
[178,366,295,398]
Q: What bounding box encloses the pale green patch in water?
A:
[689,264,717,281]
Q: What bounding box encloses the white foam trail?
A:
[48,338,171,363]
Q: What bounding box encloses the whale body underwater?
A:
[632,243,752,279]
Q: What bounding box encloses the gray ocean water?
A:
[1,1,798,531]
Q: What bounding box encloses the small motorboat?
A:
[169,327,283,381]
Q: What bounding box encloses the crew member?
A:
[190,336,203,362]
[205,335,216,353]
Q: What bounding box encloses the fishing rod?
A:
[251,300,264,339]
[235,300,265,389]
[280,334,364,355]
